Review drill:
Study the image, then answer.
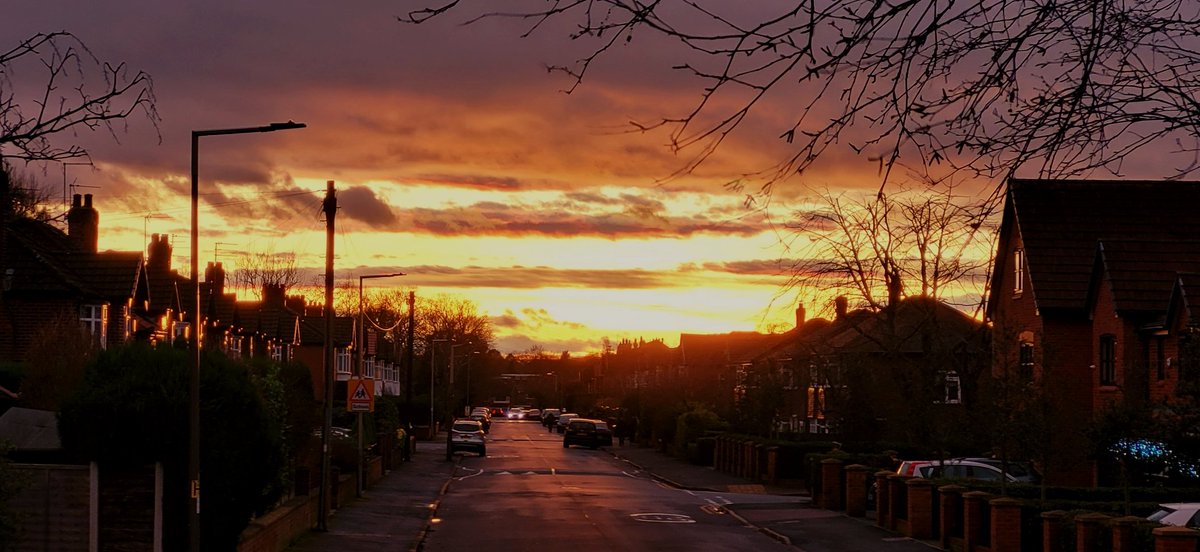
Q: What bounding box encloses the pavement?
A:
[284,435,940,552]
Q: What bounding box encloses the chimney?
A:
[263,283,285,307]
[205,261,226,295]
[67,193,99,253]
[835,296,848,319]
[147,234,172,274]
[795,302,806,329]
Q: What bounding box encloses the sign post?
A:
[347,378,375,413]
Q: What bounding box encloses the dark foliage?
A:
[58,344,283,550]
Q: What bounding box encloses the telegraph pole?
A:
[317,180,336,531]
[405,291,415,419]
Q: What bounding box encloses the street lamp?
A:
[189,121,304,551]
[448,342,471,420]
[465,351,480,413]
[431,338,449,433]
[356,272,404,497]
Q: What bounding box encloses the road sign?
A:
[347,378,375,412]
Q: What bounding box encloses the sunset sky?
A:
[1,2,1038,353]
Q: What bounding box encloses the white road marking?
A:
[454,467,484,481]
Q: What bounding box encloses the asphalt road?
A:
[422,418,795,552]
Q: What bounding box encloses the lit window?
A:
[1019,342,1035,379]
[336,349,352,374]
[1099,334,1117,385]
[1013,248,1026,295]
[270,343,284,362]
[80,304,108,349]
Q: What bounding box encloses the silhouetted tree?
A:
[231,249,300,299]
[785,186,991,314]
[405,1,1200,196]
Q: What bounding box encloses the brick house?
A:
[1,194,150,362]
[749,296,986,441]
[988,179,1200,486]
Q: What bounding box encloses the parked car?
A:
[896,460,933,477]
[917,458,1039,483]
[1148,504,1200,528]
[555,412,578,433]
[525,408,542,420]
[446,419,486,459]
[469,412,491,432]
[562,418,614,449]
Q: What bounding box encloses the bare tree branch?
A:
[0,32,159,162]
[403,1,1200,197]
[781,185,992,312]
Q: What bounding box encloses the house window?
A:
[806,386,826,419]
[80,304,108,349]
[335,349,351,375]
[270,343,284,362]
[122,304,134,341]
[364,358,375,379]
[1156,337,1167,381]
[1013,248,1026,295]
[939,370,962,404]
[1099,334,1117,386]
[780,367,796,390]
[1019,342,1035,380]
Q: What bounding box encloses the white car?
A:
[446,419,486,459]
[1148,504,1200,528]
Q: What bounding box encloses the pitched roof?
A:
[0,407,61,451]
[74,251,144,301]
[805,297,984,356]
[677,331,781,365]
[4,217,143,302]
[299,315,354,347]
[991,179,1200,315]
[1166,273,1200,330]
[1090,240,1200,321]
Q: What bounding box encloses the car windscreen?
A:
[1148,507,1175,522]
[594,422,609,431]
[452,422,480,432]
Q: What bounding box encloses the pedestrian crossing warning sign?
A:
[347,378,375,412]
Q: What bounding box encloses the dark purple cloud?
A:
[338,186,399,229]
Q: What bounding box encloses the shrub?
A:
[58,344,285,550]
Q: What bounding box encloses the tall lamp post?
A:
[189,121,304,552]
[430,338,449,433]
[448,342,471,419]
[356,272,404,496]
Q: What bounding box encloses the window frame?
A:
[1099,334,1117,386]
[1013,248,1026,296]
[80,303,109,350]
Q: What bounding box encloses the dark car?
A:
[447,419,486,458]
[563,418,614,449]
[469,412,491,432]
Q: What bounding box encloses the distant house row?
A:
[604,179,1200,486]
[0,194,399,400]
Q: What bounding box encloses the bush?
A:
[58,344,285,550]
[0,442,28,552]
